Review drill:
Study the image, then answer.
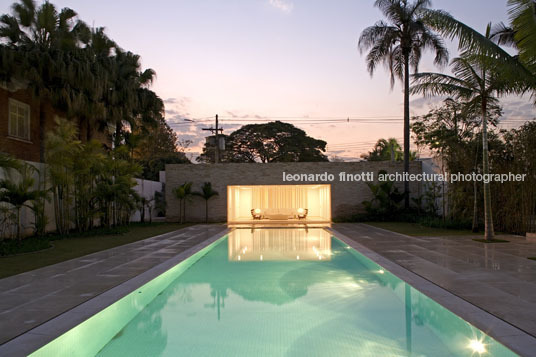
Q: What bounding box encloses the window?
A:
[8,99,30,141]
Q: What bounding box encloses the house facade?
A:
[0,82,111,163]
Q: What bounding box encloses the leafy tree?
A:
[362,138,416,162]
[45,117,80,234]
[132,118,191,180]
[359,0,449,208]
[72,139,105,231]
[197,121,328,163]
[411,29,515,240]
[362,170,405,220]
[411,98,501,230]
[94,146,141,227]
[193,182,219,223]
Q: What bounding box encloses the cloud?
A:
[269,0,293,13]
[409,95,446,109]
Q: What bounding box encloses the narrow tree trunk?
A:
[114,122,122,148]
[205,199,209,223]
[39,103,46,163]
[472,177,479,232]
[16,206,21,240]
[403,54,411,209]
[481,98,495,240]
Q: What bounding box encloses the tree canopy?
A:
[197,121,328,163]
[0,0,166,167]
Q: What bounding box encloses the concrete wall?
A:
[130,178,164,222]
[165,161,422,223]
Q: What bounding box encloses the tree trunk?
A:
[16,206,21,240]
[472,177,479,232]
[481,98,495,240]
[39,103,46,163]
[114,122,122,148]
[403,54,411,209]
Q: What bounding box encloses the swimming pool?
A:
[31,228,516,356]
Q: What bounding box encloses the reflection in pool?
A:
[228,228,331,261]
[90,228,515,356]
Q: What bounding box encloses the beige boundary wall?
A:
[165,161,423,223]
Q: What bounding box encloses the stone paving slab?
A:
[0,224,227,345]
[332,223,536,340]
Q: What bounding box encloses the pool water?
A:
[92,228,515,357]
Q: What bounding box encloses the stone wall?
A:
[165,161,422,222]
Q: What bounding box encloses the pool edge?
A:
[327,227,536,357]
[0,227,230,357]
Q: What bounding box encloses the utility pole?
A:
[202,114,223,163]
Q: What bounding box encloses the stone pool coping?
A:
[328,227,536,357]
[0,228,229,357]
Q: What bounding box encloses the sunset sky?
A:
[1,0,533,160]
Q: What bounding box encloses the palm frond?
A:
[508,0,536,69]
[490,22,517,47]
[411,72,473,98]
[422,9,514,61]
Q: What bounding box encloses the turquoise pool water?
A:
[32,228,516,356]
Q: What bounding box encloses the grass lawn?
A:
[0,222,190,279]
[364,221,481,237]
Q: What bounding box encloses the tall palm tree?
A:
[422,6,534,96]
[359,0,449,208]
[410,29,513,240]
[193,182,219,223]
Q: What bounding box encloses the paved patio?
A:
[0,224,227,345]
[332,223,536,340]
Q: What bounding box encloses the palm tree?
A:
[0,152,22,174]
[507,0,536,73]
[363,138,417,162]
[173,182,193,224]
[421,6,534,96]
[410,29,513,240]
[359,0,449,208]
[0,164,43,239]
[193,182,219,223]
